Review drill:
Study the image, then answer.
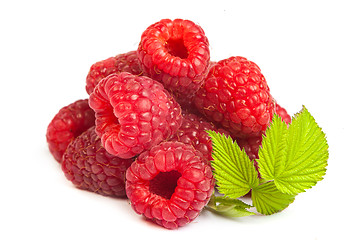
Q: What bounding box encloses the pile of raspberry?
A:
[46,18,291,229]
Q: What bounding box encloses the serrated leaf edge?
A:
[274,106,329,195]
[208,131,259,198]
[258,114,288,180]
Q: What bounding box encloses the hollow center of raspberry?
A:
[165,39,188,59]
[149,170,182,200]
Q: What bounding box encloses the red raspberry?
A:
[194,56,276,138]
[236,136,263,161]
[137,19,210,105]
[170,111,229,162]
[237,102,291,159]
[275,102,291,124]
[46,99,95,163]
[236,102,291,177]
[126,141,214,229]
[89,72,183,159]
[86,51,143,95]
[62,126,134,197]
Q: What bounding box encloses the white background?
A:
[1,0,359,239]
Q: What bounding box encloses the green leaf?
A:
[275,106,329,195]
[257,106,329,195]
[258,114,288,180]
[210,195,253,208]
[206,195,255,217]
[208,131,260,198]
[252,181,296,215]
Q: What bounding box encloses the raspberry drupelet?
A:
[194,56,276,139]
[62,126,134,197]
[137,18,210,106]
[125,141,215,229]
[89,72,183,159]
[86,51,143,95]
[170,111,229,163]
[46,99,95,163]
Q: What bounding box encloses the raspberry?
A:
[236,102,292,177]
[62,126,134,197]
[125,141,215,229]
[46,99,95,163]
[86,51,143,95]
[194,56,275,138]
[89,72,183,159]
[170,111,229,162]
[237,102,291,159]
[236,136,263,161]
[275,102,291,124]
[137,19,210,105]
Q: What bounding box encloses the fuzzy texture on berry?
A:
[170,111,229,162]
[46,99,95,163]
[62,126,134,197]
[194,56,275,139]
[89,72,183,159]
[137,18,210,105]
[86,51,143,95]
[126,141,214,229]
